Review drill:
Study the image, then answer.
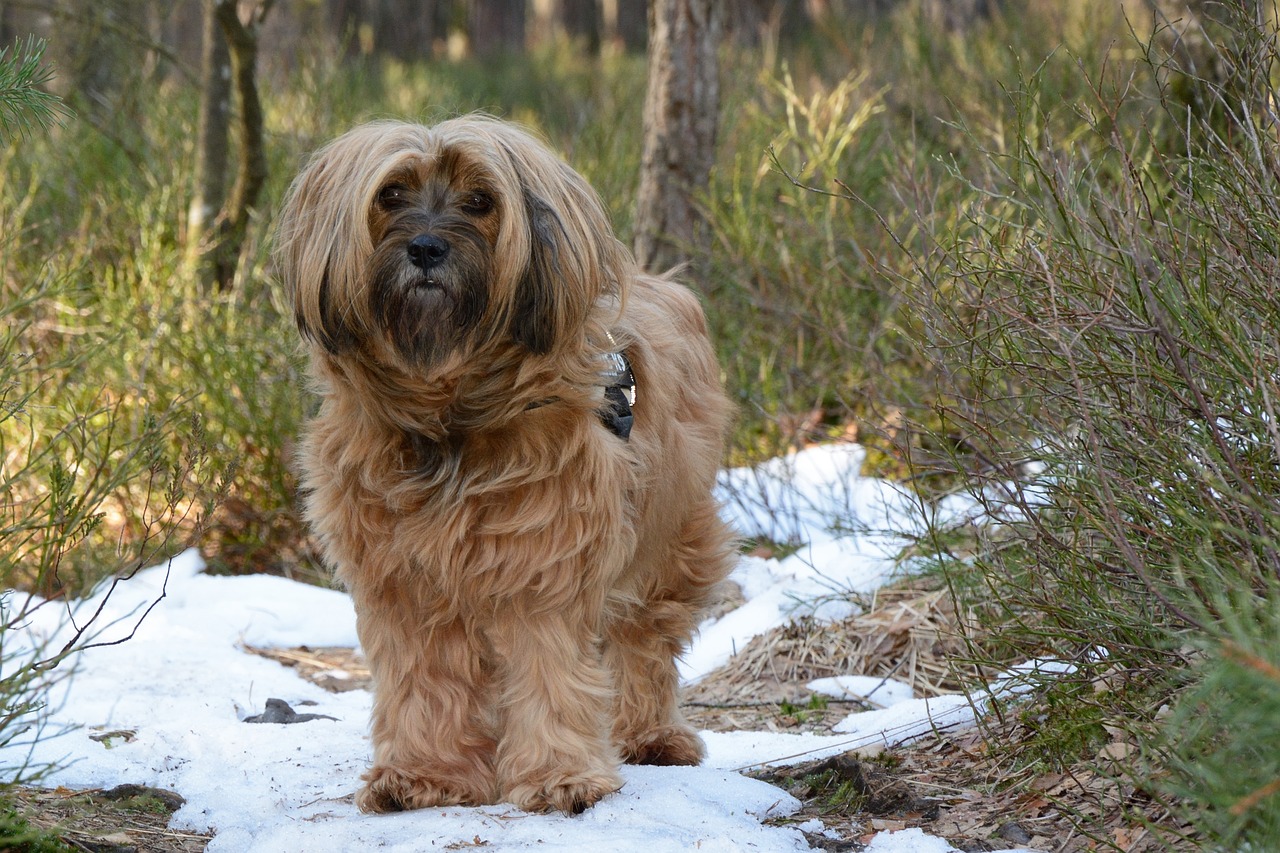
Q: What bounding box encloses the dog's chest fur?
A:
[304,397,640,612]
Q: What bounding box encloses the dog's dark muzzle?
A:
[407,234,451,271]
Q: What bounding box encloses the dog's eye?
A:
[461,192,494,217]
[377,184,411,210]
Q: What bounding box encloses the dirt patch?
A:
[11,784,209,852]
[747,722,1197,852]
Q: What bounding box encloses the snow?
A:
[689,444,990,680]
[807,675,917,708]
[0,443,1038,852]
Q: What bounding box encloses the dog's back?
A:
[609,273,735,599]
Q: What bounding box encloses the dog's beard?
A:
[367,231,493,366]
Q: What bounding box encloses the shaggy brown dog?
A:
[275,117,736,815]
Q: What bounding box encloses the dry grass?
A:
[244,644,371,694]
[685,581,976,710]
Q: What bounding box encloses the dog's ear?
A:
[284,227,360,355]
[309,269,359,355]
[277,148,367,356]
[511,190,563,355]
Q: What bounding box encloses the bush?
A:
[1,40,227,822]
[855,3,1280,846]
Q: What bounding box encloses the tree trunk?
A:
[187,0,273,291]
[208,0,273,291]
[633,0,721,276]
[187,0,232,273]
[560,0,603,53]
[374,0,450,61]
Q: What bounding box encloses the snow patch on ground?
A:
[0,444,1044,851]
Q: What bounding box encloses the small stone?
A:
[996,821,1034,844]
[243,697,337,724]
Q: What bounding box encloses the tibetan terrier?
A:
[275,116,735,815]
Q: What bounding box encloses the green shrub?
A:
[0,45,227,853]
[854,3,1280,845]
[0,797,68,853]
[1166,622,1280,843]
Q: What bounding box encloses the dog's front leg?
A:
[490,598,622,815]
[354,587,498,813]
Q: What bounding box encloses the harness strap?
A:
[520,347,636,441]
[598,350,636,441]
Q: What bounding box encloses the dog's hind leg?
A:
[605,610,705,767]
[607,499,736,767]
[354,595,499,813]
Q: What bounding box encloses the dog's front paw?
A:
[620,724,705,767]
[507,768,623,815]
[357,765,495,813]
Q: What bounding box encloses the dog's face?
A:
[361,145,509,365]
[276,118,627,369]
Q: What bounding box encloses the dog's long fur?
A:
[275,117,736,815]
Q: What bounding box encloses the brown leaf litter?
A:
[244,644,372,693]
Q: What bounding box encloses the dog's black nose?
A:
[407,234,450,270]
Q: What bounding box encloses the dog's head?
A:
[276,117,628,368]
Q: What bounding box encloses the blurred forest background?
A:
[5,0,1280,849]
